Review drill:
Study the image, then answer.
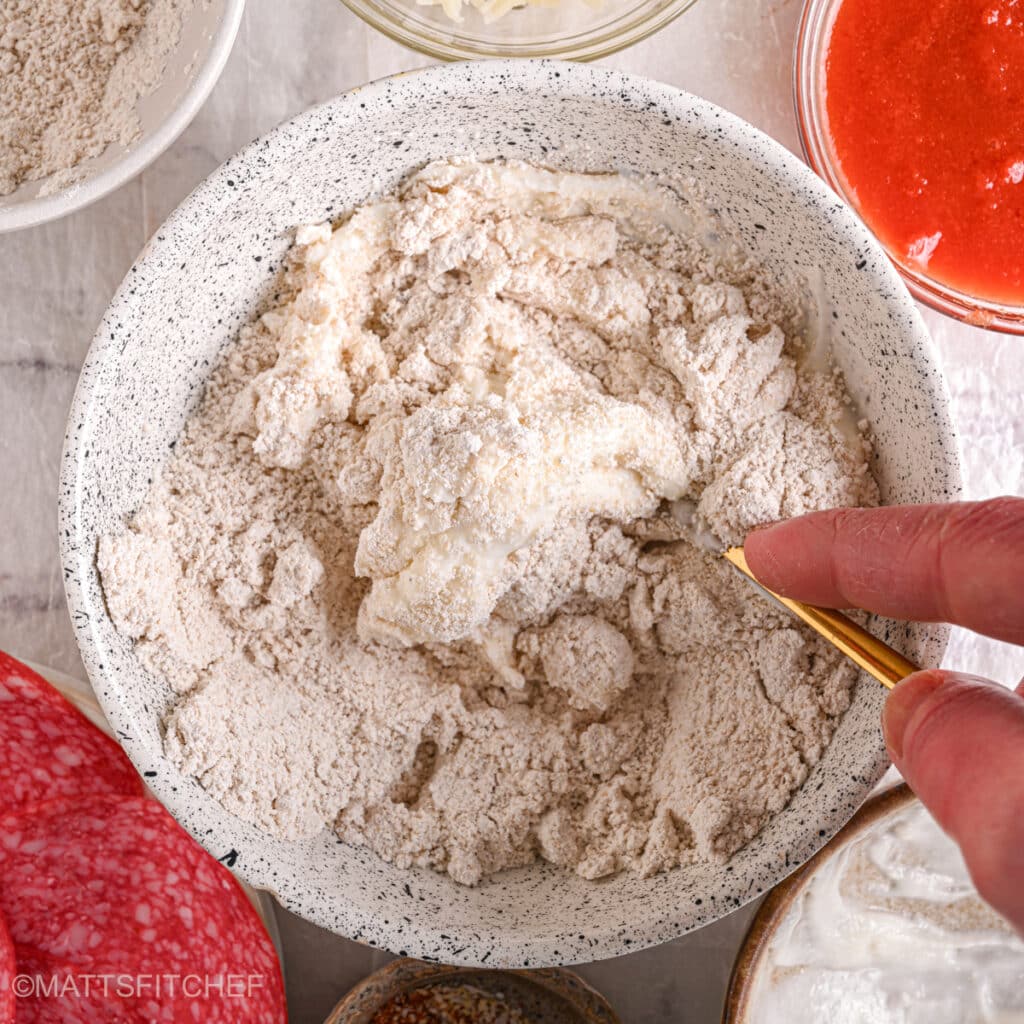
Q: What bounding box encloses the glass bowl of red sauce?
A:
[795,0,1024,333]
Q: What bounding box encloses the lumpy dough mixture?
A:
[99,161,878,885]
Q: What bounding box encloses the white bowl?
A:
[59,61,961,968]
[0,0,244,234]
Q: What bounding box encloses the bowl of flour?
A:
[0,0,244,233]
[60,61,961,967]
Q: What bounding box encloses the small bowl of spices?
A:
[326,960,621,1024]
[796,0,1024,332]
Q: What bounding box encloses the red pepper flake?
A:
[369,983,534,1024]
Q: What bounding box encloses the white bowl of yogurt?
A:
[725,783,1024,1023]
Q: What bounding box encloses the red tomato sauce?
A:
[823,0,1024,306]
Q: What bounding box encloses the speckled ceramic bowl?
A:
[60,61,961,969]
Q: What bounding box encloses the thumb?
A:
[884,670,1024,931]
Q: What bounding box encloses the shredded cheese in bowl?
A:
[417,0,590,26]
[336,0,701,61]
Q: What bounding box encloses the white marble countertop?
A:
[1,0,1021,1021]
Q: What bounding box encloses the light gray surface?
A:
[1,0,1022,1022]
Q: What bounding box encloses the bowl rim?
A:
[336,0,701,62]
[59,59,961,967]
[793,0,1024,335]
[0,0,246,235]
[720,783,916,1024]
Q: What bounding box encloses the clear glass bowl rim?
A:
[794,0,1024,335]
[338,0,701,62]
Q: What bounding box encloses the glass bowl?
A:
[338,0,701,61]
[795,0,1024,334]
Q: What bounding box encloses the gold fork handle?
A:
[723,547,920,690]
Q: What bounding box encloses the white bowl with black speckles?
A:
[59,61,962,968]
[0,0,245,234]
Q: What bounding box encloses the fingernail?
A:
[883,670,948,760]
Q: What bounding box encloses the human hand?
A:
[745,497,1024,932]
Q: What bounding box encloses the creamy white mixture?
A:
[751,801,1024,1024]
[100,160,877,885]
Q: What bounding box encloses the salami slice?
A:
[0,651,142,814]
[0,796,286,1023]
[0,913,13,1024]
[7,946,137,1024]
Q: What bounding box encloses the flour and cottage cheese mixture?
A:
[99,160,878,885]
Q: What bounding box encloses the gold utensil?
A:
[723,546,919,690]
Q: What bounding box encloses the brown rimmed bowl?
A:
[721,783,915,1023]
[326,959,621,1023]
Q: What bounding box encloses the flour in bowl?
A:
[0,0,192,196]
[99,160,877,884]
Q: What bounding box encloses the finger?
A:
[744,498,1024,645]
[884,670,1024,930]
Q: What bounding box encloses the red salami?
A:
[0,912,13,1024]
[0,651,142,814]
[6,947,137,1024]
[0,796,286,1023]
